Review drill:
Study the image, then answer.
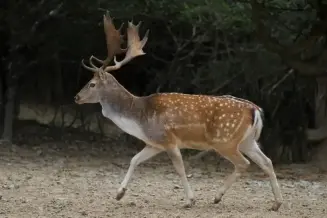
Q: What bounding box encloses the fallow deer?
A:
[74,12,283,211]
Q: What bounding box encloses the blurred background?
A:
[0,0,327,167]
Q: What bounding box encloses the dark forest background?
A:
[1,0,327,168]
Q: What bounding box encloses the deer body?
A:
[75,11,283,211]
[101,89,258,151]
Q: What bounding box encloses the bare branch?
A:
[267,69,294,94]
[250,0,327,76]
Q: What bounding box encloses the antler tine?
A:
[89,56,101,68]
[118,22,124,32]
[89,55,105,66]
[103,20,149,73]
[81,59,99,73]
[140,29,149,49]
[136,21,142,29]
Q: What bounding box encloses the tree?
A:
[0,0,63,142]
[249,0,327,168]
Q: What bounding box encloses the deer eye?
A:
[89,83,95,88]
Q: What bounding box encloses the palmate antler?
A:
[81,11,149,73]
[102,21,149,72]
[91,11,126,68]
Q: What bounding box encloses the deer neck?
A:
[99,81,143,121]
[99,81,149,141]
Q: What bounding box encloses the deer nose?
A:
[74,95,80,102]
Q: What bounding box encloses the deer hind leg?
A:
[116,145,163,201]
[166,146,195,208]
[214,149,250,204]
[239,139,283,211]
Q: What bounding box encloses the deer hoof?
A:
[270,202,282,211]
[183,198,195,208]
[116,188,127,201]
[213,197,221,204]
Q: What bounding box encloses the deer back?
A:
[138,93,257,150]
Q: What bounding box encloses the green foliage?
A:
[256,0,316,45]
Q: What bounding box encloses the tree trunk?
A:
[0,75,4,134]
[307,77,327,170]
[2,83,17,142]
[53,56,63,102]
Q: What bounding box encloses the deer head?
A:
[74,12,149,104]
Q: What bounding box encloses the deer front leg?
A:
[116,145,163,201]
[166,146,195,208]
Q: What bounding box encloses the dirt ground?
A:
[0,122,326,218]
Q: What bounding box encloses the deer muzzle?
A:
[74,95,81,104]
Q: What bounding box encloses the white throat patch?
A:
[101,108,148,141]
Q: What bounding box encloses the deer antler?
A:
[91,11,127,68]
[103,21,149,72]
[81,56,101,73]
[81,14,149,74]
